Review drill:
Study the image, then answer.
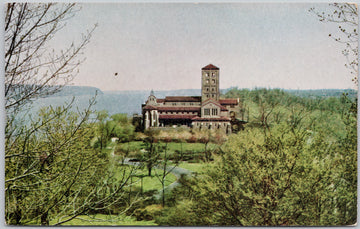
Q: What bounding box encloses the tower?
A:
[201,64,220,101]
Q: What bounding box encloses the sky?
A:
[47,2,357,91]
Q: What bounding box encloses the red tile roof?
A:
[192,116,231,121]
[164,96,201,102]
[159,115,197,120]
[219,99,239,105]
[158,107,200,112]
[201,98,228,111]
[156,99,165,103]
[202,64,219,70]
[143,105,157,110]
[219,106,228,111]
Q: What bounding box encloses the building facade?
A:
[142,64,242,132]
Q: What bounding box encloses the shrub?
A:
[133,204,163,221]
[155,200,197,226]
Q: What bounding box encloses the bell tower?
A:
[201,64,220,101]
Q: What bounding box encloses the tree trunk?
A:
[41,211,49,226]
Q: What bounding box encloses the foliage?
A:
[93,111,135,149]
[149,88,357,226]
[133,205,163,221]
[5,102,137,225]
[177,88,357,226]
[155,200,198,226]
[4,3,141,225]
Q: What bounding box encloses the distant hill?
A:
[50,85,104,97]
[25,87,357,118]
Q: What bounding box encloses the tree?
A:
[5,3,96,116]
[190,110,355,226]
[108,113,135,143]
[142,129,161,176]
[5,101,138,225]
[5,3,140,225]
[310,3,358,83]
[94,110,110,150]
[154,140,181,207]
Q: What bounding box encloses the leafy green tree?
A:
[108,114,135,142]
[190,110,355,226]
[94,110,110,150]
[94,113,135,149]
[329,95,357,224]
[5,102,136,225]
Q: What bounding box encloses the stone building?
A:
[142,64,242,132]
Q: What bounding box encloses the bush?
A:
[133,204,163,221]
[155,200,197,226]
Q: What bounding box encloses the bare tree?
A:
[5,3,96,115]
[310,3,358,84]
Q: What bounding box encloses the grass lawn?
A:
[117,141,218,154]
[177,161,207,174]
[51,214,157,226]
[114,165,177,192]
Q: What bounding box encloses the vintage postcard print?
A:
[4,2,357,226]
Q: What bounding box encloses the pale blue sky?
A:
[49,2,357,91]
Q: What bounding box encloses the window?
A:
[212,73,215,77]
[207,95,209,98]
[212,88,215,91]
[206,79,209,84]
[172,103,176,106]
[204,109,210,115]
[190,102,193,106]
[212,79,215,84]
[212,108,218,116]
[206,87,209,91]
[205,73,209,77]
